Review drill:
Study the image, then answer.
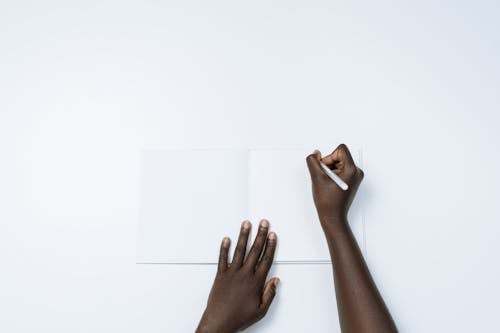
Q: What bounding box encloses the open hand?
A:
[196,220,280,333]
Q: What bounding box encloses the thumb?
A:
[260,277,280,313]
[306,150,323,179]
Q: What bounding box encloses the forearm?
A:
[322,217,397,333]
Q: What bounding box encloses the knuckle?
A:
[253,239,265,250]
[337,144,350,154]
[346,165,357,177]
[267,238,277,247]
[234,245,245,255]
[306,154,316,162]
[265,243,276,255]
[262,254,273,263]
[306,155,320,169]
[256,310,265,320]
[266,243,277,252]
[248,247,260,258]
[259,304,269,315]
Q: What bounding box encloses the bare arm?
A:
[306,144,397,333]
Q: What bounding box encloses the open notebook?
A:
[137,149,365,263]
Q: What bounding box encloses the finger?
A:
[322,144,356,174]
[334,143,355,165]
[260,277,280,313]
[356,167,364,181]
[245,219,269,268]
[256,232,277,277]
[231,221,251,269]
[306,150,324,179]
[217,237,230,273]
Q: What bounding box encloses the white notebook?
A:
[137,148,365,263]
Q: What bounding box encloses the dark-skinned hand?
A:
[306,145,398,332]
[306,144,364,225]
[196,219,280,333]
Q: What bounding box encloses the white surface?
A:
[137,149,248,263]
[1,1,500,332]
[138,148,364,263]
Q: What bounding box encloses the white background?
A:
[1,1,499,332]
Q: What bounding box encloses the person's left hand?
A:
[196,220,280,333]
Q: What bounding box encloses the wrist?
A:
[196,323,230,333]
[196,315,234,333]
[318,214,348,233]
[318,214,347,226]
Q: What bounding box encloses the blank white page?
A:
[137,150,248,263]
[248,149,365,262]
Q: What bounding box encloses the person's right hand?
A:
[306,144,364,226]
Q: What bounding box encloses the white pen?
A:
[319,161,349,191]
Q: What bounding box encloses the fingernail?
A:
[268,232,277,240]
[275,278,280,286]
[222,237,230,246]
[242,221,251,230]
[313,149,320,155]
[260,219,269,228]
